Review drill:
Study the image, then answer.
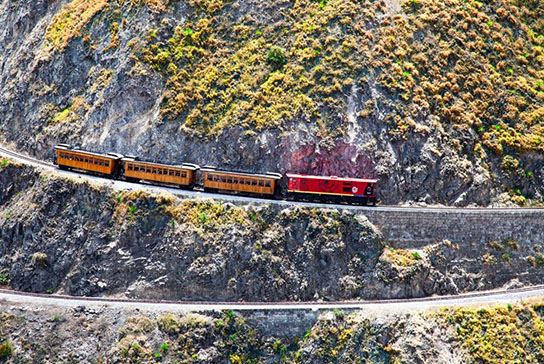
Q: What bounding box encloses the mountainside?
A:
[1,0,544,205]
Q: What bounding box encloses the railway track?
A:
[0,145,54,168]
[1,144,543,213]
[2,285,544,311]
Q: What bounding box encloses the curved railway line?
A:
[2,144,543,213]
[1,143,544,310]
[2,285,544,311]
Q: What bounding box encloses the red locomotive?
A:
[54,145,378,205]
[286,174,377,205]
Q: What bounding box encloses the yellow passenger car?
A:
[202,167,282,197]
[122,157,199,188]
[54,144,122,176]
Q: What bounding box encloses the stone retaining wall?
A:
[361,208,544,248]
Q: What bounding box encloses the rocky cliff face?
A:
[1,0,543,206]
[2,298,544,363]
[1,161,543,301]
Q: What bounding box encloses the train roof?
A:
[201,167,282,180]
[286,173,378,183]
[55,145,123,160]
[121,157,200,171]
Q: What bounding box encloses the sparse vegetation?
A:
[383,248,422,266]
[440,301,544,363]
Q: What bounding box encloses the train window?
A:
[140,166,145,172]
[221,176,226,183]
[182,172,187,178]
[207,174,212,181]
[152,168,157,174]
[252,180,257,186]
[145,167,150,173]
[246,179,251,185]
[158,169,162,175]
[233,178,238,184]
[213,175,219,182]
[258,180,264,187]
[94,159,99,165]
[343,187,351,192]
[105,161,110,167]
[169,170,174,176]
[128,164,133,171]
[265,181,271,187]
[175,171,180,177]
[84,158,88,163]
[100,161,104,166]
[227,177,232,183]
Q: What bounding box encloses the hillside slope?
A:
[1,0,544,205]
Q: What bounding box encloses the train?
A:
[53,144,378,205]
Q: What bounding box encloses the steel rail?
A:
[1,285,544,310]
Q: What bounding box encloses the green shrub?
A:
[0,269,8,285]
[267,46,287,68]
[536,253,544,266]
[333,308,345,320]
[32,252,48,268]
[0,341,13,358]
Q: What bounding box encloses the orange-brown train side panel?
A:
[56,149,117,175]
[123,161,196,186]
[203,171,277,195]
